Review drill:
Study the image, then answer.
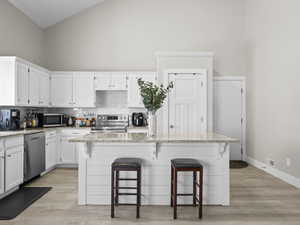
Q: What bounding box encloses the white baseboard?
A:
[246,156,300,189]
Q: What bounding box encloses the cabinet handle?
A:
[7,154,12,158]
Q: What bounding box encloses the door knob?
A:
[170,125,174,129]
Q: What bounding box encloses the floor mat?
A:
[230,160,249,169]
[0,187,51,220]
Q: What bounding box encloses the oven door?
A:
[43,114,65,127]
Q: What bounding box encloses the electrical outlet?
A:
[267,159,275,167]
[286,158,291,167]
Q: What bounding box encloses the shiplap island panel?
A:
[71,133,237,206]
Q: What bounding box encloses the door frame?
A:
[213,76,246,161]
[162,69,208,137]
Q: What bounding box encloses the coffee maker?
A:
[0,109,21,131]
[132,113,146,127]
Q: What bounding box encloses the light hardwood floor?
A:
[1,166,300,225]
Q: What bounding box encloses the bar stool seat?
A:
[171,158,203,169]
[111,158,142,219]
[112,158,142,169]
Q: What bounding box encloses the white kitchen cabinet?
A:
[0,57,50,107]
[94,72,111,90]
[39,71,50,107]
[73,72,95,108]
[5,146,24,191]
[16,61,29,106]
[51,72,95,108]
[58,129,90,165]
[45,131,57,170]
[28,67,40,106]
[60,136,77,164]
[128,72,156,108]
[51,72,74,107]
[95,72,127,91]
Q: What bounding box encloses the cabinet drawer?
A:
[46,131,56,138]
[60,129,90,136]
[6,145,24,155]
[5,135,24,149]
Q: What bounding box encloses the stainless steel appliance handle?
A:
[24,142,28,179]
[30,137,40,141]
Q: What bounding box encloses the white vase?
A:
[148,112,157,137]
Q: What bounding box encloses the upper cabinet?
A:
[73,72,95,108]
[127,72,156,108]
[95,72,127,91]
[51,72,74,107]
[51,72,95,108]
[0,57,50,107]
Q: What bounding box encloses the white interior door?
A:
[213,79,244,160]
[168,72,207,136]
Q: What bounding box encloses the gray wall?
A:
[0,0,45,66]
[245,0,300,178]
[44,0,246,75]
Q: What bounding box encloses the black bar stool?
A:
[170,158,203,219]
[111,158,142,219]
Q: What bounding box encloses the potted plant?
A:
[137,78,173,137]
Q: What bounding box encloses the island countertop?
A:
[69,132,238,143]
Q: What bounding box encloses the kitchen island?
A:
[70,133,237,206]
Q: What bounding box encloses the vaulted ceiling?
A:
[8,0,105,29]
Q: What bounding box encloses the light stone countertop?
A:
[69,132,238,143]
[0,127,91,138]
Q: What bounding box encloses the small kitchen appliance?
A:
[132,113,146,127]
[37,113,65,128]
[0,109,21,131]
[91,114,128,133]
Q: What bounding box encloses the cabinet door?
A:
[46,138,56,170]
[94,72,111,90]
[5,146,23,191]
[60,137,76,164]
[28,67,40,106]
[73,72,95,108]
[0,150,4,195]
[16,62,29,106]
[128,72,156,108]
[39,71,50,106]
[111,72,127,90]
[51,73,74,107]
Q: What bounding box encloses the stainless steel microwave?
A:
[37,113,65,127]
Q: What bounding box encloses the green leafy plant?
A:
[137,78,174,113]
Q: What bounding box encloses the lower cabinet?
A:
[5,146,23,191]
[45,133,57,170]
[58,129,90,165]
[60,136,77,164]
[0,149,4,195]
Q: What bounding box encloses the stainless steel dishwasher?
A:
[24,132,45,182]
